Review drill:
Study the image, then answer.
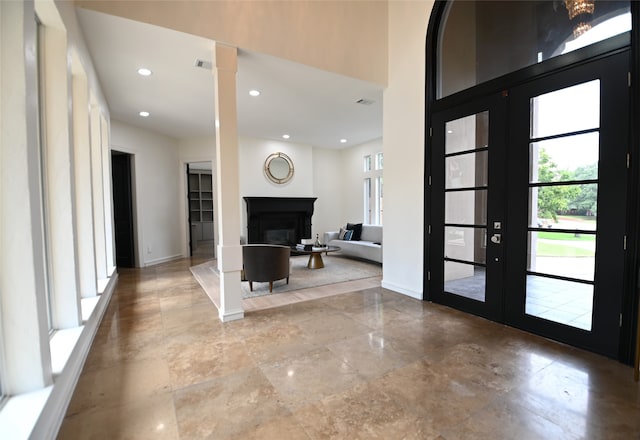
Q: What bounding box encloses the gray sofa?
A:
[324,224,382,263]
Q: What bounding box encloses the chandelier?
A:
[565,0,595,38]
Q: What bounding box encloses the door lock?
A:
[490,234,501,244]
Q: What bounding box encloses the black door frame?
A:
[186,163,194,256]
[425,0,640,363]
[504,51,629,358]
[430,92,507,323]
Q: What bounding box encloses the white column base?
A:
[219,308,244,322]
[217,245,244,322]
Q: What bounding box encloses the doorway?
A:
[111,151,136,267]
[187,161,215,258]
[429,51,629,358]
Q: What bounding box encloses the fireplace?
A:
[244,197,316,246]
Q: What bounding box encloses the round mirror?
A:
[264,152,294,184]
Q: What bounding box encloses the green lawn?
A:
[537,231,595,241]
[536,241,594,257]
[536,216,596,256]
[556,215,596,223]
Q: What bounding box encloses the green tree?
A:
[537,149,579,221]
[569,163,598,215]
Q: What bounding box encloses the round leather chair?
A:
[242,244,291,292]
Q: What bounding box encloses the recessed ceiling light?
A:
[139,111,150,117]
[447,130,453,134]
[249,90,261,97]
[340,139,347,143]
[137,68,152,76]
[282,134,290,139]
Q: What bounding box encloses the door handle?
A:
[490,234,501,244]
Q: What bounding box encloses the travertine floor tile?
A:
[174,367,289,439]
[326,332,416,379]
[166,337,255,389]
[293,382,442,440]
[59,257,640,439]
[227,413,311,440]
[59,393,179,440]
[296,310,373,344]
[243,322,320,364]
[67,357,172,414]
[259,347,364,410]
[441,397,573,440]
[370,358,500,432]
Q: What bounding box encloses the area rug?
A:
[190,255,382,299]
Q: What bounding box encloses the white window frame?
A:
[375,175,383,225]
[363,152,383,225]
[364,178,372,224]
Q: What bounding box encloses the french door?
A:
[429,51,629,357]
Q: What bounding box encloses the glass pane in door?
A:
[525,275,593,330]
[531,80,600,138]
[445,190,487,225]
[445,226,486,264]
[526,80,600,330]
[444,112,489,302]
[527,230,595,281]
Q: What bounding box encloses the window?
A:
[375,152,383,170]
[376,176,383,224]
[363,155,372,172]
[364,178,372,224]
[438,1,631,98]
[363,152,383,225]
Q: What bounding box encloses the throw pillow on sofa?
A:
[343,229,353,240]
[338,227,348,240]
[346,223,363,241]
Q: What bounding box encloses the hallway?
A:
[58,257,640,439]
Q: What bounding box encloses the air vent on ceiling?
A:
[194,59,212,70]
[355,98,375,106]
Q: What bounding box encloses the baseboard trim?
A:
[30,272,118,439]
[381,280,423,300]
[144,254,183,267]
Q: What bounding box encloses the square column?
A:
[212,43,243,322]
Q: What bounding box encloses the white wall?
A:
[311,147,344,239]
[110,120,183,266]
[179,136,216,165]
[381,0,432,299]
[239,136,314,197]
[238,136,315,241]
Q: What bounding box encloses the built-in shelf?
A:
[189,172,214,241]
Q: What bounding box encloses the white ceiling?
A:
[76,8,383,149]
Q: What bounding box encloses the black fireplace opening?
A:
[264,229,296,246]
[244,197,316,247]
